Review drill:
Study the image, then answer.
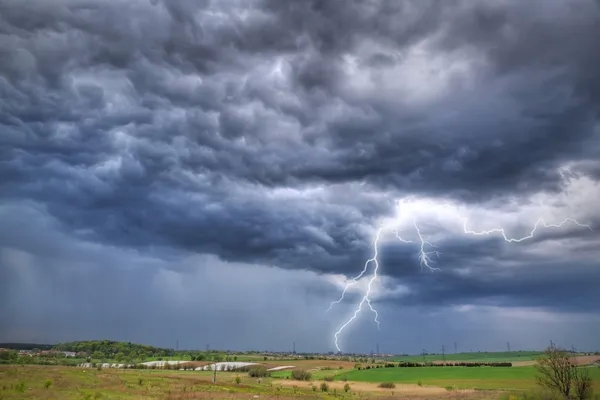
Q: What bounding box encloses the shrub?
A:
[15,382,26,392]
[291,369,312,381]
[320,382,329,392]
[324,376,334,382]
[417,380,423,387]
[248,366,269,378]
[44,379,52,389]
[235,376,241,384]
[344,383,351,392]
[379,382,396,389]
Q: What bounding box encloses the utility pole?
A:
[422,349,426,364]
[507,342,511,352]
[212,363,217,383]
[376,343,379,356]
[293,342,296,354]
[550,340,555,349]
[571,345,576,354]
[441,345,446,362]
[454,342,457,354]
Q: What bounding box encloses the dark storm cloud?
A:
[387,259,600,313]
[1,0,600,346]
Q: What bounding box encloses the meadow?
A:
[0,364,511,400]
[1,352,599,400]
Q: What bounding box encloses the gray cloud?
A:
[1,0,599,352]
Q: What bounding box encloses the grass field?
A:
[0,365,504,400]
[334,366,600,391]
[0,365,343,400]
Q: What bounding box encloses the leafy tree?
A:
[0,350,16,361]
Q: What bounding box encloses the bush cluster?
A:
[247,365,270,378]
[290,369,312,381]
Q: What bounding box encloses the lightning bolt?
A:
[328,203,593,352]
[332,227,383,352]
[463,218,593,242]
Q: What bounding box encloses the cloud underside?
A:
[1,0,600,350]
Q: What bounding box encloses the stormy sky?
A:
[1,0,600,354]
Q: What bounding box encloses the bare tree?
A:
[535,346,593,400]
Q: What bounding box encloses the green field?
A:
[334,366,600,390]
[389,351,543,363]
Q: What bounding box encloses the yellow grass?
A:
[0,365,510,400]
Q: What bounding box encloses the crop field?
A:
[333,366,600,391]
[389,351,544,363]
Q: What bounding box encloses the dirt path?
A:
[274,378,473,396]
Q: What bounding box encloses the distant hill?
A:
[0,343,54,350]
[52,340,174,358]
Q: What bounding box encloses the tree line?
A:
[356,361,513,369]
[52,340,174,359]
